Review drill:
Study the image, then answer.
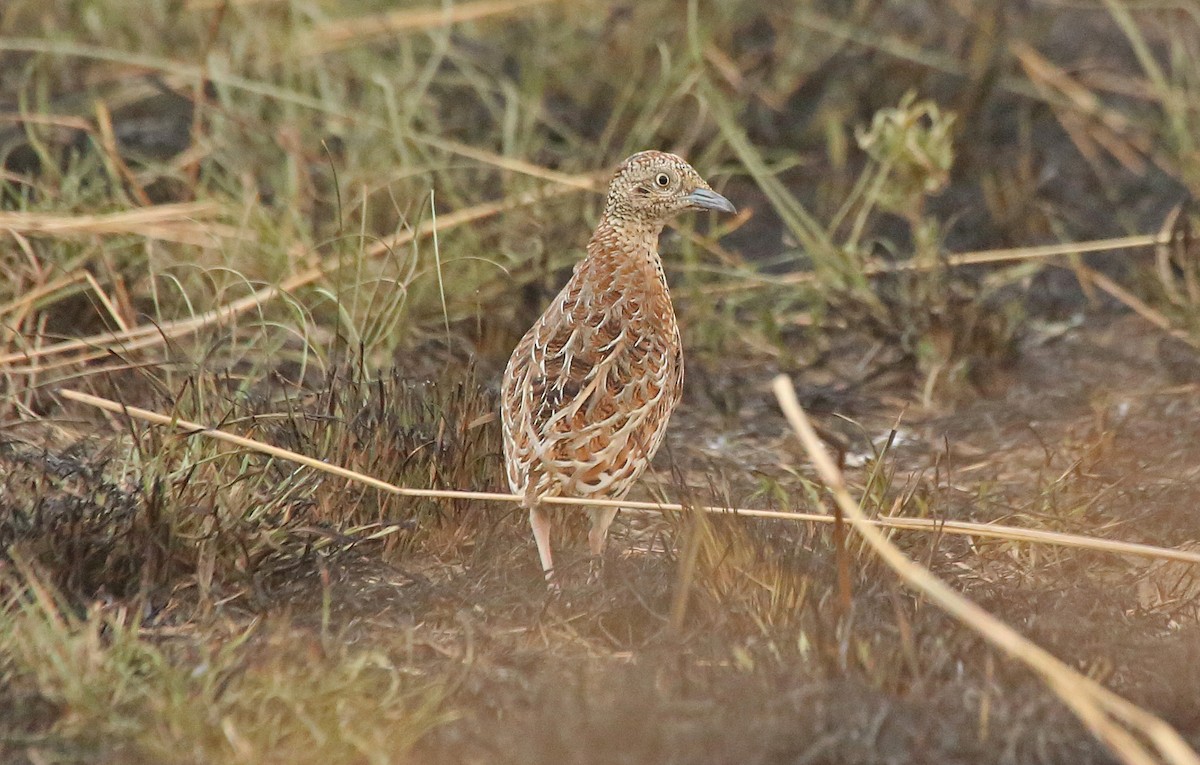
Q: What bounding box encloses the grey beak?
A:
[685,188,737,214]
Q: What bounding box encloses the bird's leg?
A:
[588,506,620,554]
[528,504,557,587]
[585,506,619,585]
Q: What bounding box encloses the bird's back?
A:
[501,239,682,504]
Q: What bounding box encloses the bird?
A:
[501,150,736,583]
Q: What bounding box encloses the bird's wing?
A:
[501,275,681,496]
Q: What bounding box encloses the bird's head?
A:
[603,151,735,227]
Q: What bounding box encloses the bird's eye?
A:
[655,172,671,187]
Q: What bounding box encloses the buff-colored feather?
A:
[501,150,735,582]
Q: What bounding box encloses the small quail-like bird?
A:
[501,150,736,581]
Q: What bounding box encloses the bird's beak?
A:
[684,187,736,214]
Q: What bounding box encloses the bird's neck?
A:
[576,217,674,317]
[584,217,665,270]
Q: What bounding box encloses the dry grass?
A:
[3,0,1200,763]
[1,557,449,765]
[775,376,1198,765]
[57,386,1200,568]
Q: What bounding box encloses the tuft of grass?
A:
[0,562,448,765]
[1,357,505,614]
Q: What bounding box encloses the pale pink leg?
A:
[529,505,555,582]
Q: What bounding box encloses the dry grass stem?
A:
[0,179,590,371]
[185,0,282,9]
[0,202,234,247]
[0,271,89,320]
[410,135,604,191]
[772,375,1200,765]
[57,389,1200,568]
[1012,40,1148,173]
[712,233,1168,294]
[1077,263,1199,347]
[311,0,565,53]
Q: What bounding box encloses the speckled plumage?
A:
[501,151,735,580]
